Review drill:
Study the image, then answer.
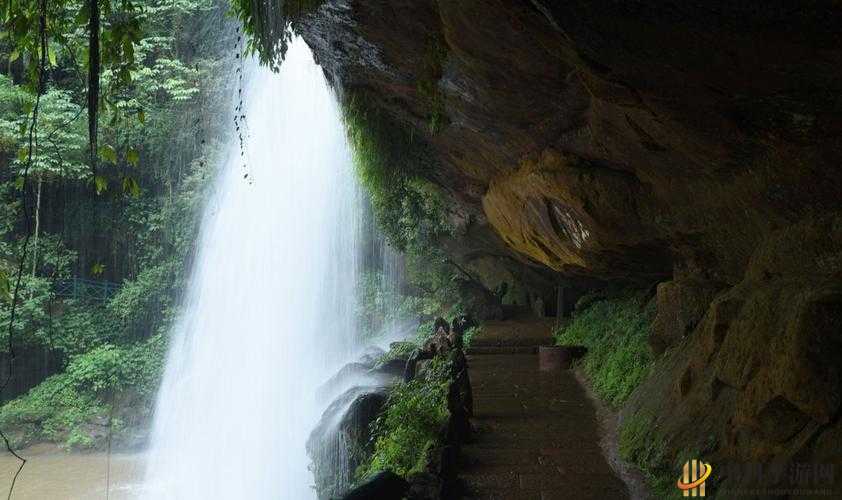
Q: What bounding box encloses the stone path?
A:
[458,319,630,499]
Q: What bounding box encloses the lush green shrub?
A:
[554,292,655,406]
[0,335,166,448]
[358,356,451,479]
[342,93,451,253]
[462,325,481,348]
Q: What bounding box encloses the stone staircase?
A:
[466,313,559,355]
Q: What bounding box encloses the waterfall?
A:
[142,37,362,499]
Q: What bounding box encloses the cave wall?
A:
[294,0,842,493]
[298,0,841,286]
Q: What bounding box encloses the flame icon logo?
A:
[677,459,712,496]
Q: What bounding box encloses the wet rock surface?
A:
[313,317,475,500]
[308,386,390,499]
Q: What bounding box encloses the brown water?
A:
[0,445,144,499]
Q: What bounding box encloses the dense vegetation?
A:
[554,292,655,406]
[343,92,470,319]
[0,0,236,448]
[358,355,451,479]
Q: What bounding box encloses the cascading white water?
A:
[142,37,361,499]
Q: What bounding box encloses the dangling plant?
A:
[229,0,324,71]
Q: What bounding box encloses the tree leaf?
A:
[98,144,117,164]
[9,49,20,63]
[94,175,108,194]
[48,47,57,67]
[126,147,140,167]
[137,110,145,124]
[90,263,105,277]
[122,176,140,197]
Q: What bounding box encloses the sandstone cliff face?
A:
[294,0,842,493]
[297,0,841,286]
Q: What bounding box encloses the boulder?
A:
[375,357,407,378]
[308,386,389,499]
[446,349,473,440]
[336,471,409,500]
[406,471,443,500]
[356,346,386,367]
[649,278,721,354]
[316,362,393,404]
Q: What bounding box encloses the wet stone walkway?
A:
[458,353,630,499]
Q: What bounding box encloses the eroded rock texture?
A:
[294,0,842,494]
[623,216,842,493]
[297,0,841,286]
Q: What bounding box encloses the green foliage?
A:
[0,0,144,105]
[374,340,417,368]
[356,270,405,339]
[0,234,82,349]
[359,356,452,479]
[0,77,88,181]
[0,335,165,448]
[229,0,323,71]
[416,36,448,133]
[343,93,451,253]
[343,92,474,318]
[554,292,655,406]
[462,325,480,348]
[355,265,462,342]
[0,0,233,448]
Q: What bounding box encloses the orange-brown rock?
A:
[297,0,842,288]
